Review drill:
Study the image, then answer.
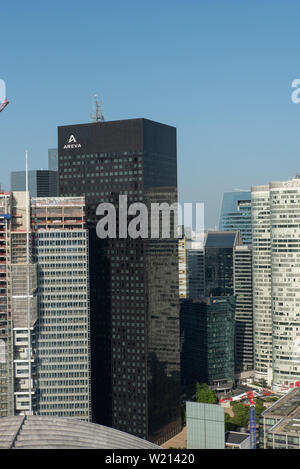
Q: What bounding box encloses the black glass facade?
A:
[57,118,181,444]
[180,297,235,390]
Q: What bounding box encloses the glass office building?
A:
[58,118,181,444]
[10,170,58,197]
[204,231,241,297]
[219,191,252,245]
[180,297,235,392]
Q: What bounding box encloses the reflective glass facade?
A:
[58,119,181,444]
[180,297,235,390]
[219,191,252,245]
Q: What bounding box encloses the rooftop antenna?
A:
[91,94,104,122]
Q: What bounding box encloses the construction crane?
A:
[219,389,273,449]
[0,99,9,113]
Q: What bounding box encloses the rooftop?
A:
[0,416,160,449]
[225,431,250,445]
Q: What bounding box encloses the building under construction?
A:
[0,192,90,420]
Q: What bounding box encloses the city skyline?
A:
[2,1,300,228]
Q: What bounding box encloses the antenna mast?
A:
[91,94,104,123]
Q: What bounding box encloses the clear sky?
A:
[1,0,300,228]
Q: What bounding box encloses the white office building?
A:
[252,177,300,391]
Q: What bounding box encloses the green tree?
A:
[195,383,218,404]
[255,398,266,423]
[231,402,249,428]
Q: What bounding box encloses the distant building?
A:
[180,297,235,393]
[259,388,300,449]
[234,245,253,373]
[48,148,58,171]
[10,170,58,197]
[187,249,205,299]
[186,401,225,449]
[204,231,241,297]
[219,191,252,245]
[178,232,188,298]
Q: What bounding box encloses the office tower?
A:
[252,177,300,391]
[187,249,205,299]
[0,192,90,420]
[270,178,300,391]
[31,196,91,420]
[48,148,58,171]
[251,186,272,386]
[233,245,253,372]
[58,118,181,444]
[219,191,252,245]
[178,231,188,298]
[180,297,235,393]
[11,170,58,197]
[204,231,241,297]
[10,192,38,416]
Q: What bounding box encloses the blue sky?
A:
[1,0,300,227]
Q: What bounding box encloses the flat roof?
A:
[263,388,300,418]
[225,432,250,445]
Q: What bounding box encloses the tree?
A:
[231,402,249,428]
[255,398,266,423]
[195,383,218,404]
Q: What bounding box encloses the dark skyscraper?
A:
[58,118,181,444]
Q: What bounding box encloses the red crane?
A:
[0,99,9,113]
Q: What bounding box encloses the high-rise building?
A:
[252,177,300,391]
[57,118,181,444]
[0,191,38,417]
[233,245,253,372]
[219,191,252,245]
[251,185,273,387]
[0,192,91,420]
[180,297,235,393]
[31,196,91,420]
[11,170,58,197]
